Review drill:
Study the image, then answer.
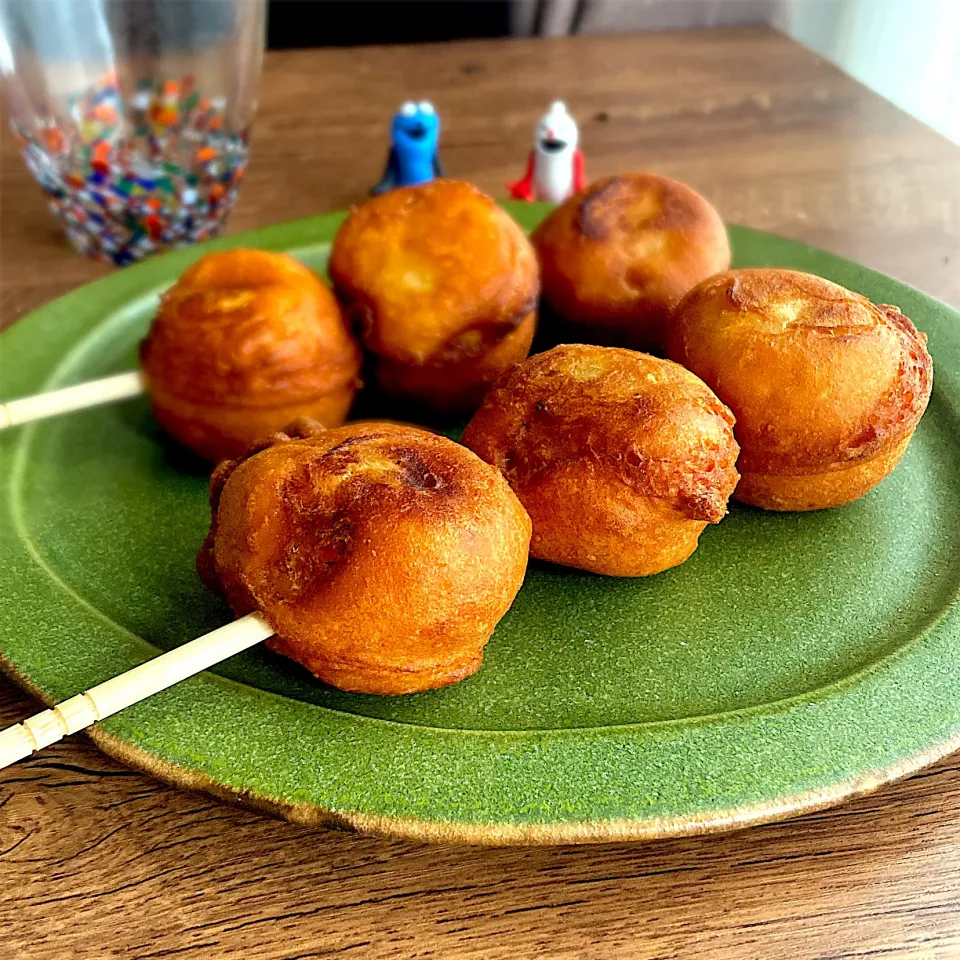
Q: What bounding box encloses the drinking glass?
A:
[0,0,265,264]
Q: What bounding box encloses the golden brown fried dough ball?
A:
[140,249,362,461]
[328,179,539,413]
[198,419,531,695]
[462,344,740,577]
[666,268,933,511]
[532,173,730,353]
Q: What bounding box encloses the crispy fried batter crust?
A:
[199,419,532,694]
[532,173,730,352]
[140,250,362,460]
[329,180,539,411]
[666,268,933,510]
[462,345,740,576]
[376,313,537,414]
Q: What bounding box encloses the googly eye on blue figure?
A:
[370,99,445,195]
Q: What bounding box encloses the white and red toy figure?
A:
[509,101,586,203]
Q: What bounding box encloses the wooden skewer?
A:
[0,613,274,769]
[0,371,146,430]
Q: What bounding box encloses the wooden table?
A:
[2,27,959,959]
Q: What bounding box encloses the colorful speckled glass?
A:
[1,204,958,844]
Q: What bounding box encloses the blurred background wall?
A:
[776,0,960,145]
[266,0,959,145]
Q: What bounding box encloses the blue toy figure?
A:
[370,100,444,195]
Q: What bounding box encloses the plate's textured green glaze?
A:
[2,204,959,844]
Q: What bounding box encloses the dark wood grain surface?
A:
[2,27,960,959]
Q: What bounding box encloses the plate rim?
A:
[4,617,960,846]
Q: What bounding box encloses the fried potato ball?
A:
[666,268,933,511]
[328,179,539,413]
[198,419,532,695]
[462,344,740,577]
[140,250,362,461]
[532,173,730,353]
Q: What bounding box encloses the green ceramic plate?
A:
[2,204,959,845]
